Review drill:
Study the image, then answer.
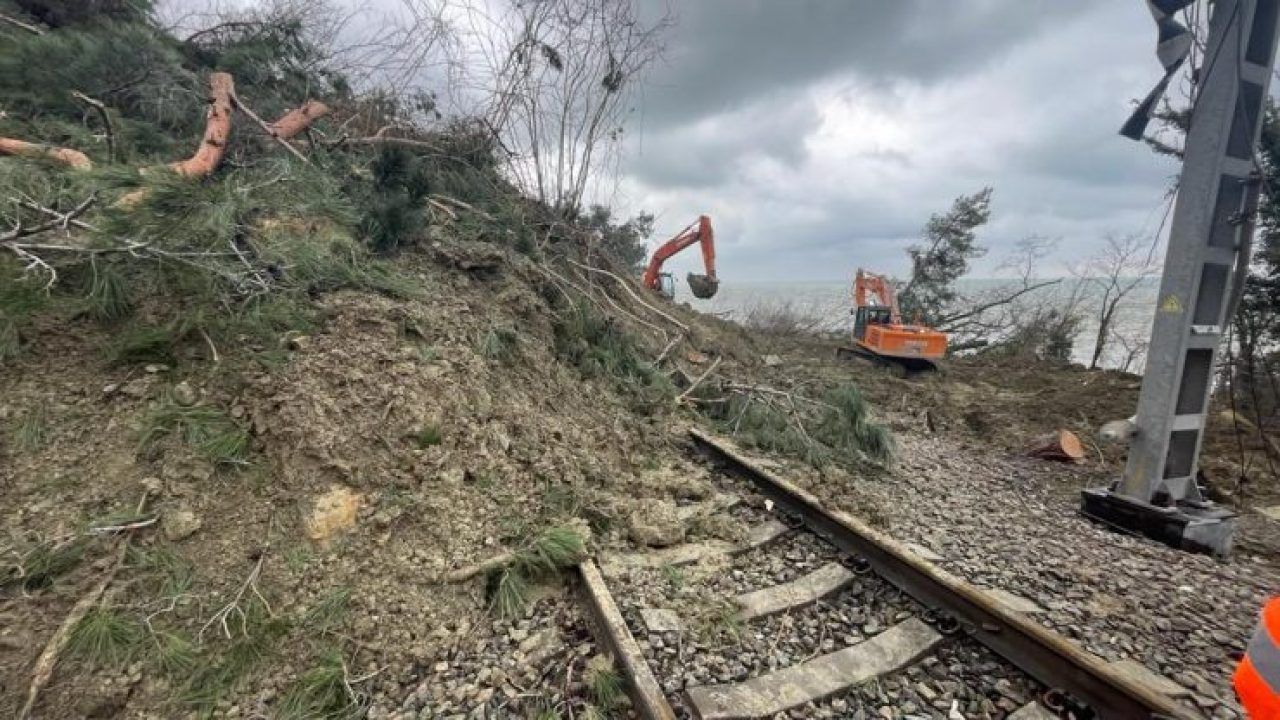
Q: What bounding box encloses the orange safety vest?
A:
[1237,597,1280,719]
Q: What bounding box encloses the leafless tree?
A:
[1077,232,1161,370]
[459,0,669,215]
[162,0,459,108]
[933,235,1067,349]
[1112,331,1149,374]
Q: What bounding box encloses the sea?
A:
[671,277,1161,371]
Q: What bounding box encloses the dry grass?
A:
[739,299,839,337]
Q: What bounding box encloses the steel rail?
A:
[689,428,1191,720]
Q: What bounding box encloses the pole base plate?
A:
[1080,486,1236,557]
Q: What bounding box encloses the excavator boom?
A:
[642,215,718,299]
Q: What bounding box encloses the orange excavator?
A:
[837,268,947,374]
[641,215,718,300]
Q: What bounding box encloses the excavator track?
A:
[835,343,937,377]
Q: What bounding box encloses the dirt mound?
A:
[0,236,706,717]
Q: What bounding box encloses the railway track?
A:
[575,429,1195,720]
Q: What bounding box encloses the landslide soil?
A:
[2,239,1278,718]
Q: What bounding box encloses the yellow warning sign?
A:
[1160,294,1183,313]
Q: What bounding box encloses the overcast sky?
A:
[618,1,1183,282]
[161,0,1186,283]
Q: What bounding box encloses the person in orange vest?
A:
[1236,597,1280,719]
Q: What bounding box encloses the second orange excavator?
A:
[838,268,947,374]
[641,215,718,300]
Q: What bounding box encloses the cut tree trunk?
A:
[0,138,91,170]
[169,72,234,178]
[269,99,329,140]
[1026,429,1085,463]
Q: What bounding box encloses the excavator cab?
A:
[657,273,676,300]
[852,305,893,341]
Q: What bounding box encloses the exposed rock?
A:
[171,381,198,407]
[163,507,201,541]
[120,377,152,399]
[627,499,686,548]
[307,484,363,545]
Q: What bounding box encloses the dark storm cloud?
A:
[628,89,822,188]
[620,1,1183,282]
[637,1,1108,130]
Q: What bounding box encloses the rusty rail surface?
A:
[688,428,1191,720]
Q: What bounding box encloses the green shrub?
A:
[152,630,198,677]
[81,259,134,323]
[414,425,443,448]
[585,655,623,710]
[3,537,87,590]
[812,385,895,464]
[479,326,519,363]
[11,406,48,452]
[552,301,672,408]
[69,608,141,668]
[303,588,351,634]
[0,266,52,363]
[702,383,893,467]
[138,399,249,467]
[278,651,358,720]
[182,601,290,714]
[485,525,585,618]
[108,322,180,365]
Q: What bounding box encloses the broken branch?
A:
[0,137,92,170]
[441,552,516,583]
[566,259,690,333]
[678,355,722,403]
[1,194,97,243]
[269,99,330,140]
[0,12,42,34]
[19,492,150,720]
[230,91,310,164]
[199,552,269,642]
[170,72,234,178]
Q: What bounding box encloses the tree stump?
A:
[1027,429,1085,463]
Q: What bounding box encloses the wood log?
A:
[269,99,329,140]
[169,72,234,178]
[0,138,91,170]
[1026,429,1085,463]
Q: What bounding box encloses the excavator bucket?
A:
[687,273,719,299]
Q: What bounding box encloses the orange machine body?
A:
[852,269,947,362]
[642,215,718,299]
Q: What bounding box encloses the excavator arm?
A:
[642,215,718,299]
[854,269,901,324]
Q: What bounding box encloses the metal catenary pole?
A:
[1083,0,1280,556]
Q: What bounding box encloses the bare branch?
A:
[0,12,42,35]
[230,91,311,164]
[936,279,1062,330]
[71,91,116,163]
